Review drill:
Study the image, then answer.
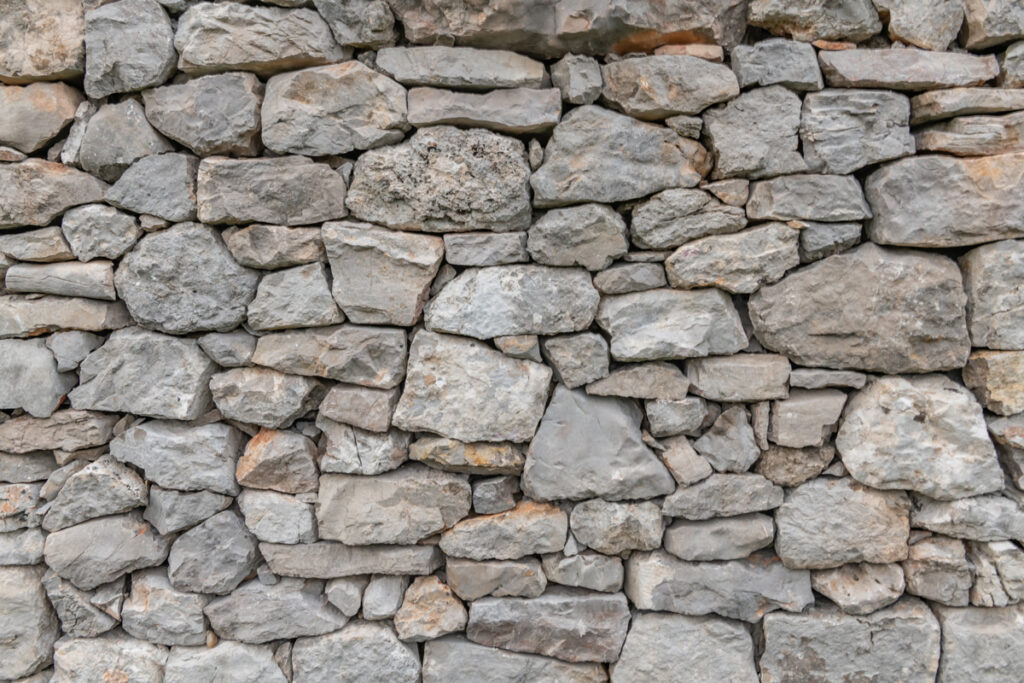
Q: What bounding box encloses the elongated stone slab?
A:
[260,542,444,578]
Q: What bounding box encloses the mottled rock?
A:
[902,537,972,606]
[960,0,1024,49]
[790,368,867,390]
[819,48,999,90]
[876,0,964,50]
[223,224,324,270]
[541,552,624,593]
[247,263,342,331]
[409,86,560,134]
[440,501,566,561]
[83,0,176,98]
[0,159,107,229]
[394,576,467,642]
[961,239,1024,350]
[990,413,1024,489]
[43,456,146,531]
[666,222,799,292]
[122,568,209,646]
[686,354,790,402]
[79,100,172,182]
[0,528,43,565]
[317,419,409,475]
[731,38,822,90]
[144,486,232,535]
[748,0,881,40]
[0,482,41,532]
[446,558,546,601]
[61,204,140,262]
[658,434,715,484]
[663,473,784,519]
[588,362,689,400]
[966,539,1024,606]
[551,54,602,104]
[0,0,84,84]
[1002,40,1024,87]
[527,204,627,271]
[260,542,443,579]
[747,174,871,222]
[205,578,349,643]
[569,500,663,555]
[410,438,524,475]
[600,55,738,119]
[311,0,395,48]
[423,636,605,683]
[910,87,1024,125]
[664,514,775,561]
[811,563,905,614]
[325,576,367,617]
[755,444,836,487]
[801,89,914,174]
[933,604,1024,682]
[473,476,520,514]
[0,226,74,262]
[0,339,76,418]
[165,641,285,683]
[911,495,1024,541]
[291,621,419,683]
[376,46,548,90]
[105,152,199,222]
[52,633,169,683]
[168,510,258,595]
[0,82,81,153]
[443,232,529,266]
[0,410,116,455]
[592,262,667,294]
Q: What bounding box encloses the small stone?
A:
[0,451,57,484]
[168,510,258,596]
[362,574,409,620]
[0,339,76,418]
[247,263,343,332]
[84,0,176,98]
[237,489,317,544]
[105,152,199,222]
[527,203,628,271]
[442,232,529,266]
[693,406,757,473]
[911,494,1024,542]
[6,261,116,300]
[493,334,542,362]
[798,220,862,262]
[539,333,609,389]
[666,222,800,293]
[665,114,704,137]
[592,262,667,294]
[960,239,1024,350]
[0,159,107,229]
[165,641,286,683]
[810,563,905,614]
[731,38,822,90]
[410,438,524,475]
[316,418,409,475]
[205,577,348,643]
[747,174,871,222]
[0,0,84,84]
[658,435,714,484]
[551,54,602,104]
[61,204,141,262]
[963,350,1024,416]
[408,86,561,134]
[601,55,738,119]
[325,576,367,616]
[235,428,319,493]
[52,634,168,683]
[789,369,867,390]
[0,82,82,153]
[473,476,520,514]
[319,384,399,433]
[122,567,209,646]
[394,576,468,642]
[0,527,44,564]
[222,224,325,270]
[0,410,116,454]
[748,0,881,40]
[990,413,1024,488]
[755,444,836,487]
[910,87,1024,125]
[819,48,999,90]
[291,621,420,683]
[42,455,146,531]
[260,542,443,579]
[144,486,232,535]
[570,500,663,555]
[587,363,689,401]
[875,0,964,49]
[440,501,567,561]
[0,482,40,532]
[770,388,846,449]
[902,537,972,605]
[686,354,790,402]
[663,473,784,520]
[0,226,74,262]
[79,99,172,182]
[664,514,774,562]
[446,557,545,601]
[541,552,624,593]
[422,635,606,683]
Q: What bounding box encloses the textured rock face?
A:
[377,46,547,90]
[748,0,882,41]
[960,239,1024,350]
[0,82,82,153]
[601,55,739,119]
[0,0,85,84]
[0,566,59,680]
[819,49,999,90]
[83,0,176,99]
[665,222,800,293]
[0,159,108,229]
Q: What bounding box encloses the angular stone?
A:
[631,187,747,250]
[770,388,846,449]
[43,456,146,531]
[409,86,561,134]
[915,110,1024,157]
[0,482,41,532]
[41,569,117,638]
[105,152,199,222]
[626,550,813,622]
[541,551,624,593]
[446,558,546,601]
[811,563,905,615]
[663,473,784,519]
[819,48,999,90]
[601,55,738,119]
[961,239,1024,350]
[876,0,964,50]
[790,368,867,390]
[247,263,342,332]
[592,262,667,294]
[443,232,529,267]
[310,0,395,49]
[347,126,530,232]
[1002,40,1024,87]
[494,334,542,362]
[79,99,172,182]
[798,220,862,262]
[666,222,799,293]
[0,226,73,262]
[960,0,1024,49]
[168,510,258,595]
[394,576,467,642]
[235,428,319,493]
[539,333,609,389]
[0,82,81,153]
[165,641,285,683]
[801,89,914,174]
[83,0,176,98]
[61,204,141,262]
[6,261,116,300]
[932,604,1024,682]
[325,576,367,617]
[747,174,871,222]
[910,494,1024,542]
[0,410,116,455]
[317,418,409,475]
[410,438,524,475]
[531,105,709,206]
[755,444,836,487]
[223,224,325,270]
[966,539,1024,606]
[551,54,602,104]
[361,575,410,620]
[260,542,443,579]
[658,434,715,484]
[319,383,399,434]
[323,221,443,326]
[122,568,209,646]
[423,636,605,683]
[527,204,628,271]
[748,0,881,40]
[197,156,348,226]
[686,354,790,402]
[990,413,1024,489]
[376,46,547,90]
[693,406,759,473]
[0,0,84,84]
[570,500,663,555]
[0,452,55,484]
[205,578,348,643]
[0,339,76,418]
[144,486,232,535]
[238,489,316,544]
[913,88,1024,127]
[52,634,168,683]
[143,72,263,156]
[587,362,689,400]
[749,244,970,373]
[0,565,58,680]
[292,621,419,683]
[731,38,822,90]
[664,514,774,561]
[0,159,107,229]
[473,476,520,514]
[440,501,566,561]
[213,368,323,429]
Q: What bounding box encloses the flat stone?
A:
[79,99,172,183]
[319,384,398,434]
[664,514,775,561]
[569,500,663,555]
[105,152,199,222]
[748,0,882,40]
[915,110,1024,157]
[587,362,689,400]
[247,262,342,332]
[235,428,319,493]
[903,537,972,605]
[360,575,409,620]
[393,331,550,442]
[41,569,117,638]
[168,510,258,595]
[749,243,970,373]
[687,354,791,402]
[83,0,176,98]
[440,501,566,561]
[410,438,524,475]
[6,261,115,300]
[292,621,419,683]
[755,444,836,487]
[376,46,548,90]
[446,558,546,601]
[165,641,285,683]
[205,578,348,643]
[42,456,146,531]
[237,489,316,544]
[631,187,748,250]
[323,221,443,326]
[473,476,520,514]
[122,567,209,646]
[790,368,867,390]
[961,239,1024,350]
[540,333,609,389]
[663,473,784,519]
[551,54,602,104]
[541,552,624,593]
[910,87,1024,125]
[0,159,107,229]
[600,55,738,119]
[0,410,116,455]
[666,222,800,293]
[819,48,999,90]
[0,339,76,418]
[422,636,605,683]
[798,220,862,262]
[693,406,759,473]
[770,388,846,448]
[731,38,823,90]
[0,451,57,484]
[144,486,232,535]
[142,71,263,156]
[990,413,1024,489]
[317,418,409,475]
[197,156,348,226]
[394,576,467,642]
[866,152,1024,247]
[346,126,531,232]
[0,565,58,680]
[223,226,324,272]
[408,86,560,134]
[626,549,813,622]
[592,262,667,294]
[0,0,84,84]
[443,232,529,266]
[531,105,709,206]
[876,0,964,50]
[747,174,871,222]
[0,226,73,262]
[932,604,1024,682]
[0,82,81,153]
[527,204,628,271]
[910,494,1024,542]
[52,634,168,683]
[175,2,346,75]
[260,542,443,579]
[61,204,140,262]
[811,563,905,614]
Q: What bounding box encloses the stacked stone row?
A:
[2,0,1024,681]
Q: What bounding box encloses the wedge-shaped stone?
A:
[410,437,524,475]
[211,367,324,430]
[0,82,81,153]
[0,0,84,84]
[408,87,561,134]
[205,578,349,643]
[292,621,419,683]
[961,239,1024,350]
[394,575,467,642]
[105,152,199,222]
[601,55,738,119]
[542,552,624,593]
[666,222,799,293]
[748,0,882,41]
[440,501,567,560]
[0,339,76,418]
[988,413,1024,489]
[79,99,172,183]
[531,105,709,206]
[586,362,689,400]
[819,48,999,90]
[0,410,117,455]
[260,542,444,578]
[423,636,605,683]
[0,159,107,229]
[42,566,117,639]
[52,634,168,683]
[910,87,1024,125]
[749,243,970,373]
[932,604,1024,682]
[393,331,551,443]
[43,456,146,531]
[664,514,775,561]
[663,473,783,519]
[144,487,232,536]
[746,174,870,222]
[693,406,759,473]
[911,495,1024,542]
[630,188,747,250]
[169,510,258,596]
[236,429,319,494]
[0,226,73,262]
[445,558,546,601]
[83,0,176,98]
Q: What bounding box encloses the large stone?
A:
[292,621,420,683]
[837,375,1003,500]
[523,385,674,501]
[876,0,964,50]
[393,331,551,443]
[263,62,407,155]
[0,159,107,229]
[748,0,882,40]
[122,568,209,646]
[810,563,905,615]
[142,72,264,156]
[79,99,172,182]
[961,0,1024,49]
[600,55,738,119]
[760,599,940,683]
[910,87,1024,125]
[175,2,346,75]
[630,188,747,250]
[665,222,799,293]
[611,612,758,683]
[70,327,217,420]
[165,642,285,683]
[440,501,567,561]
[168,510,259,595]
[52,634,169,683]
[749,243,970,373]
[910,495,1024,542]
[0,0,84,84]
[819,48,999,90]
[223,224,325,270]
[775,477,910,569]
[746,174,871,222]
[204,578,349,643]
[961,239,1024,350]
[569,500,663,555]
[105,152,199,222]
[0,565,58,680]
[422,636,605,683]
[43,456,147,531]
[346,126,530,232]
[83,0,176,98]
[0,410,117,455]
[662,473,784,519]
[211,367,323,429]
[260,542,443,579]
[731,38,822,90]
[376,46,547,89]
[932,604,1024,681]
[323,221,443,326]
[686,354,790,402]
[866,152,1024,247]
[0,82,81,153]
[801,89,914,174]
[446,558,546,601]
[197,156,348,226]
[625,550,813,622]
[408,86,561,134]
[531,105,709,206]
[247,263,343,332]
[61,204,140,262]
[527,204,628,271]
[664,514,775,561]
[0,339,76,418]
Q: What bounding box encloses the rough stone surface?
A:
[664,514,775,561]
[731,38,822,90]
[663,473,784,520]
[0,159,108,229]
[0,82,82,153]
[105,153,198,223]
[0,565,59,680]
[408,86,561,134]
[600,55,739,119]
[168,511,259,596]
[631,188,747,250]
[746,174,871,222]
[83,0,176,99]
[748,0,882,41]
[687,354,790,402]
[79,100,172,183]
[539,333,609,389]
[394,576,467,642]
[440,501,567,561]
[569,500,663,555]
[291,621,420,683]
[665,222,800,293]
[165,641,285,683]
[528,204,628,271]
[961,239,1024,350]
[122,568,209,646]
[43,455,146,531]
[61,204,140,263]
[446,558,546,601]
[422,636,605,683]
[0,0,85,84]
[376,46,547,90]
[810,563,905,615]
[204,578,349,643]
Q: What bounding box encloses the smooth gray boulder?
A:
[5,261,116,300]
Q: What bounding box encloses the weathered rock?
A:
[52,633,169,683]
[686,354,790,402]
[790,368,867,390]
[664,514,774,561]
[915,110,1024,157]
[990,413,1024,489]
[105,152,199,222]
[747,174,871,222]
[318,383,399,434]
[238,489,316,544]
[819,48,999,90]
[144,486,232,536]
[446,557,546,601]
[493,334,543,362]
[531,105,709,206]
[769,388,846,449]
[214,368,322,430]
[0,159,107,229]
[910,87,1024,125]
[0,339,76,418]
[1002,40,1024,87]
[317,418,409,475]
[408,86,560,134]
[810,563,905,614]
[292,621,420,683]
[0,527,44,564]
[0,0,84,84]
[41,569,117,638]
[748,0,882,41]
[205,578,349,643]
[749,244,970,373]
[527,204,627,271]
[755,444,836,487]
[122,568,209,646]
[440,501,566,560]
[539,333,609,389]
[593,262,667,294]
[310,0,395,49]
[658,434,715,484]
[911,495,1024,541]
[235,428,319,493]
[247,263,342,331]
[79,100,172,183]
[168,510,258,595]
[410,438,524,475]
[0,565,58,679]
[6,260,116,300]
[551,54,602,104]
[731,38,822,90]
[376,46,547,90]
[423,635,605,683]
[473,476,520,514]
[362,575,410,620]
[903,537,970,605]
[394,576,467,642]
[346,126,531,232]
[0,226,74,262]
[932,604,1024,682]
[692,406,759,473]
[0,82,81,153]
[83,0,176,98]
[960,0,1024,49]
[443,232,529,267]
[43,456,146,531]
[260,541,443,579]
[663,473,784,519]
[798,220,862,262]
[875,0,964,50]
[966,539,1024,606]
[541,552,624,593]
[0,410,116,455]
[325,576,367,617]
[587,362,689,400]
[961,239,1024,350]
[61,204,140,263]
[223,224,325,270]
[631,188,747,250]
[165,641,285,683]
[0,482,41,532]
[0,451,57,483]
[600,55,738,119]
[666,222,799,292]
[569,500,663,555]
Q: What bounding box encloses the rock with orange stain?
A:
[439,500,567,561]
[963,350,1024,416]
[235,429,320,494]
[0,82,82,153]
[748,0,882,42]
[121,567,210,646]
[410,437,524,475]
[989,413,1024,489]
[665,222,799,293]
[394,576,467,642]
[211,368,325,430]
[0,0,85,85]
[0,482,42,532]
[0,159,107,229]
[446,557,546,600]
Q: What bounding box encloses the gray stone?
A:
[749,243,970,373]
[961,239,1024,350]
[394,575,468,642]
[663,473,784,520]
[194,332,253,369]
[143,72,264,156]
[811,563,905,614]
[223,224,325,270]
[440,501,567,561]
[592,262,666,294]
[666,222,800,293]
[248,263,342,331]
[686,354,790,402]
[362,575,410,620]
[0,82,81,153]
[0,159,107,229]
[197,156,348,226]
[84,0,176,98]
[531,105,709,206]
[910,87,1024,125]
[665,114,704,137]
[347,126,530,232]
[540,333,609,389]
[43,456,146,531]
[410,438,524,475]
[319,384,399,434]
[235,428,319,493]
[0,451,57,483]
[105,152,199,222]
[770,388,846,448]
[165,641,286,683]
[0,565,58,680]
[0,482,41,532]
[122,568,209,646]
[61,204,140,262]
[0,0,84,84]
[260,541,443,579]
[902,537,974,606]
[731,38,822,90]
[790,368,867,390]
[41,569,118,638]
[990,413,1024,489]
[323,221,443,326]
[442,232,529,266]
[589,362,689,400]
[693,406,759,473]
[541,551,623,593]
[446,557,546,601]
[377,46,548,91]
[237,489,316,544]
[423,635,605,683]
[748,0,881,40]
[263,62,407,155]
[819,48,999,90]
[144,486,232,535]
[317,419,409,475]
[966,540,1024,606]
[597,288,746,361]
[0,410,117,455]
[551,54,602,104]
[755,444,836,487]
[0,339,76,418]
[52,633,169,683]
[658,435,715,484]
[292,621,420,683]
[473,476,520,514]
[494,334,542,362]
[205,578,349,643]
[933,604,1024,682]
[876,0,964,50]
[528,204,628,271]
[747,174,871,222]
[798,220,862,262]
[910,495,1024,542]
[313,0,396,48]
[1001,41,1024,87]
[961,0,1024,49]
[168,510,258,595]
[915,110,1024,156]
[0,528,44,564]
[625,549,813,622]
[600,55,738,119]
[325,576,367,616]
[79,99,172,182]
[408,86,561,134]
[6,261,115,300]
[570,500,663,555]
[0,226,74,261]
[776,478,910,569]
[664,514,775,561]
[760,599,940,682]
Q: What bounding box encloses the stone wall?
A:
[2,0,1024,680]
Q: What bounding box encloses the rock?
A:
[663,514,775,561]
[175,2,346,75]
[597,288,746,361]
[440,501,566,561]
[865,152,1024,247]
[223,224,325,270]
[376,46,547,90]
[769,388,846,449]
[6,261,116,300]
[70,327,216,420]
[1003,41,1024,87]
[0,482,41,532]
[703,86,808,180]
[494,334,542,362]
[748,0,882,40]
[960,0,1024,49]
[361,575,409,620]
[531,105,709,206]
[966,540,1024,606]
[587,362,689,400]
[410,438,524,475]
[0,339,76,418]
[686,354,791,402]
[473,476,520,514]
[346,126,530,232]
[311,0,395,48]
[932,604,1024,682]
[790,368,867,390]
[317,464,470,545]
[394,576,467,642]
[0,0,84,84]
[666,222,800,293]
[611,612,758,683]
[43,512,169,590]
[902,537,972,605]
[408,86,560,134]
[142,72,263,156]
[105,152,199,222]
[910,494,1024,541]
[593,262,667,294]
[527,204,627,271]
[122,568,209,646]
[836,375,1002,500]
[0,451,57,483]
[323,221,443,326]
[446,558,546,600]
[443,232,529,266]
[252,324,407,388]
[539,333,609,389]
[247,263,342,331]
[197,156,348,226]
[317,419,409,475]
[61,204,140,262]
[968,350,1024,416]
[235,428,318,493]
[0,159,107,229]
[41,569,118,638]
[393,331,550,442]
[569,500,663,555]
[910,87,1024,125]
[195,332,254,369]
[79,100,172,182]
[749,243,970,373]
[746,174,871,222]
[325,576,367,616]
[0,82,82,153]
[990,413,1024,488]
[819,48,999,90]
[693,406,759,473]
[422,635,605,683]
[541,552,624,592]
[731,38,822,90]
[876,0,964,50]
[319,384,399,434]
[663,473,784,519]
[42,456,146,531]
[144,486,232,535]
[0,528,44,564]
[292,621,419,683]
[625,549,813,622]
[551,54,602,104]
[523,386,674,501]
[215,369,323,431]
[112,420,242,495]
[658,434,715,484]
[810,563,905,614]
[467,588,629,663]
[263,62,407,155]
[205,578,349,643]
[83,0,176,98]
[260,542,443,579]
[165,641,285,683]
[0,410,117,454]
[600,55,738,119]
[168,510,258,595]
[760,599,940,682]
[237,489,316,544]
[755,444,836,487]
[0,226,74,262]
[0,566,58,680]
[915,110,1024,156]
[798,220,862,262]
[961,239,1024,350]
[52,634,169,683]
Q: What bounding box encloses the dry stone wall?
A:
[3,0,1024,680]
